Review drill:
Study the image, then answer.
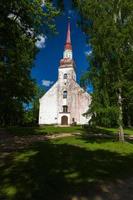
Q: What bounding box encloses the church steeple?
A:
[65,23,72,50]
[63,22,73,59]
[59,22,75,70]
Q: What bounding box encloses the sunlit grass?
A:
[1,185,17,198]
[14,150,38,162]
[54,136,133,155]
[3,125,133,136]
[100,127,133,135]
[5,125,83,136]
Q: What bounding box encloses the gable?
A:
[39,81,58,102]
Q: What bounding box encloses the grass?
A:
[1,134,133,200]
[1,125,133,136]
[99,127,133,135]
[4,125,83,136]
[54,136,133,154]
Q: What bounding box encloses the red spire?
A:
[65,22,72,50]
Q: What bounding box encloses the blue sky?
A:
[32,0,91,91]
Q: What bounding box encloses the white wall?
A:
[39,82,58,125]
[67,81,91,125]
[39,71,92,125]
[58,67,76,82]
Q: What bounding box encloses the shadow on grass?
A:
[4,126,48,136]
[4,125,114,137]
[79,126,133,143]
[76,126,118,143]
[1,140,133,200]
[3,126,83,136]
[81,126,115,135]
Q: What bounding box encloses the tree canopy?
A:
[0,0,59,126]
[73,0,133,141]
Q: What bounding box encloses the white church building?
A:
[39,23,91,125]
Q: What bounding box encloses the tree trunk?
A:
[118,87,124,142]
[113,1,124,142]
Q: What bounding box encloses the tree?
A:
[73,0,133,141]
[23,85,45,125]
[0,0,59,126]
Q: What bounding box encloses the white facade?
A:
[39,23,91,125]
[39,82,58,125]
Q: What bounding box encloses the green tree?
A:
[23,85,45,125]
[73,0,133,141]
[0,0,59,126]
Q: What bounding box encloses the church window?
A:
[63,91,67,98]
[64,73,67,79]
[63,106,68,113]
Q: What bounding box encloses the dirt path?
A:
[0,129,133,151]
[0,131,81,151]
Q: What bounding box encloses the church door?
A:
[61,116,68,125]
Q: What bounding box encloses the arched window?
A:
[64,73,67,79]
[63,91,67,99]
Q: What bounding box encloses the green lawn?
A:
[99,127,133,135]
[3,125,133,136]
[4,125,83,136]
[1,135,133,200]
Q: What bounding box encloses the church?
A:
[39,23,91,125]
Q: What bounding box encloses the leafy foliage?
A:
[0,0,59,126]
[23,85,45,125]
[73,0,133,133]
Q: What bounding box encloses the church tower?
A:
[39,22,91,125]
[59,22,76,81]
[57,23,77,125]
